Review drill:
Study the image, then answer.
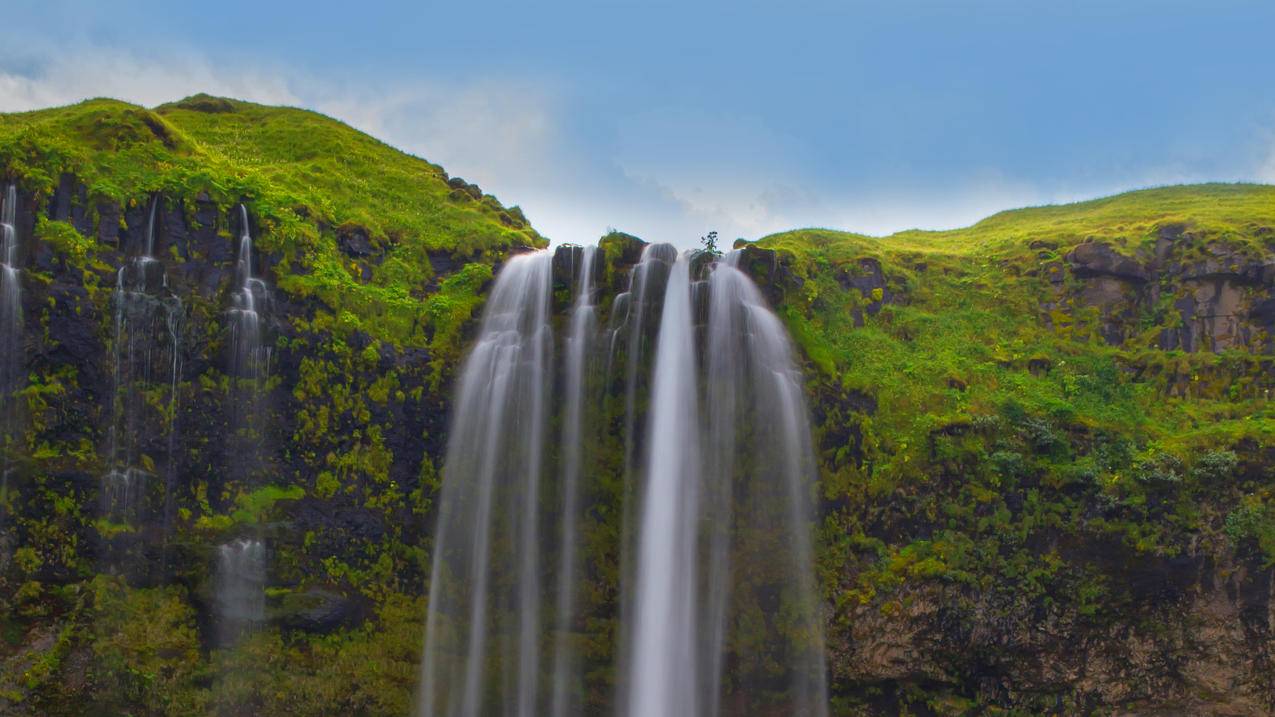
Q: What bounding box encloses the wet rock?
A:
[599,231,648,269]
[96,201,121,247]
[276,588,367,633]
[731,244,801,307]
[337,225,374,258]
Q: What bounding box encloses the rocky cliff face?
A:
[742,207,1275,715]
[1,97,1274,716]
[0,172,511,714]
[1056,229,1275,354]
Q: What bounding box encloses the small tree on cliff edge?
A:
[700,230,721,256]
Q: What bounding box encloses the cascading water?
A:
[0,183,20,526]
[419,250,553,717]
[215,206,271,645]
[214,538,267,647]
[627,251,702,717]
[695,252,828,716]
[102,195,183,572]
[225,205,272,489]
[0,184,20,418]
[418,242,827,716]
[229,205,271,383]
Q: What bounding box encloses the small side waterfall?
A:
[214,538,267,647]
[0,183,20,395]
[229,205,271,383]
[215,206,271,647]
[419,241,827,716]
[226,205,272,490]
[102,195,183,572]
[0,183,21,510]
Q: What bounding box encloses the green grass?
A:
[0,94,544,348]
[758,183,1275,464]
[767,183,1275,260]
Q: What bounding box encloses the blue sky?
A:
[4,1,1275,247]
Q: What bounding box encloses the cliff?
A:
[0,96,1272,715]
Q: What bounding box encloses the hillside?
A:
[744,183,1275,713]
[0,94,543,349]
[0,96,1271,715]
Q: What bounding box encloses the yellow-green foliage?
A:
[760,184,1275,485]
[424,262,494,388]
[0,96,544,348]
[87,577,206,715]
[758,186,1274,715]
[208,594,423,716]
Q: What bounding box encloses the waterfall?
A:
[0,183,20,514]
[418,242,826,716]
[229,205,270,382]
[0,184,20,439]
[419,250,553,717]
[214,538,267,646]
[700,252,828,716]
[226,205,271,493]
[102,195,183,573]
[551,245,596,717]
[627,250,701,717]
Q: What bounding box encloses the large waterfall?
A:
[418,242,827,716]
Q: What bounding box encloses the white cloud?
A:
[0,50,299,112]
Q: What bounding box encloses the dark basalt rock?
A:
[836,257,893,326]
[1066,240,1148,281]
[276,588,368,633]
[338,225,374,258]
[599,231,647,269]
[1058,237,1275,351]
[734,244,801,307]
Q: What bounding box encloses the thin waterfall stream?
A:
[215,205,271,646]
[0,183,21,533]
[418,242,827,716]
[102,195,183,575]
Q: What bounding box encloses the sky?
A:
[3,0,1275,247]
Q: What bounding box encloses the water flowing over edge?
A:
[418,244,828,716]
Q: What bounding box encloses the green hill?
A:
[0,94,542,349]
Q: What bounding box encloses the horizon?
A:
[4,1,1275,247]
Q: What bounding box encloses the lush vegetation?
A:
[0,95,542,348]
[0,94,1271,715]
[753,185,1275,712]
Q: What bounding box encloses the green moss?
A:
[424,262,493,388]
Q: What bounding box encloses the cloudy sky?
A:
[4,1,1275,247]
